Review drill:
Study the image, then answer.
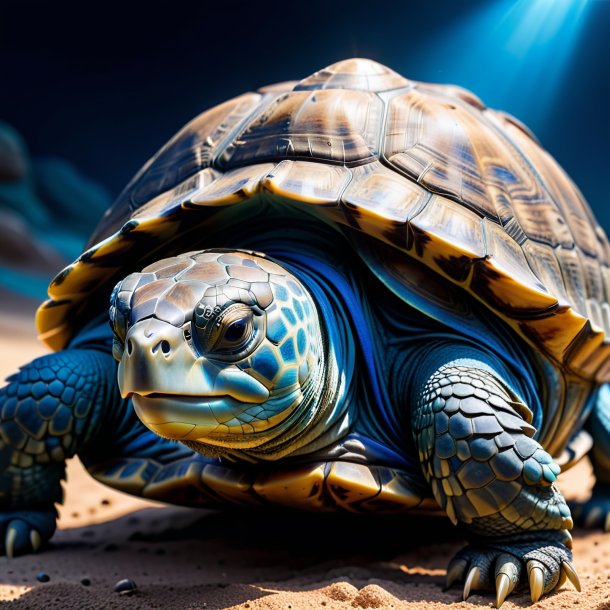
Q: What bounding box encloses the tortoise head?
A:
[109,250,326,456]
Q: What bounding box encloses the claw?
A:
[463,566,480,601]
[495,573,510,608]
[604,512,610,532]
[30,529,41,552]
[5,525,17,559]
[527,560,544,603]
[445,559,467,590]
[562,561,581,592]
[556,570,567,590]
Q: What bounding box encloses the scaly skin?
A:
[413,361,578,606]
[0,349,116,556]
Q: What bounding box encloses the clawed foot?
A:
[445,532,580,607]
[0,510,56,557]
[571,484,610,531]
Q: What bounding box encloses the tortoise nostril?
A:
[161,340,171,355]
[127,339,134,356]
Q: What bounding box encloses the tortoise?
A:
[2,58,610,607]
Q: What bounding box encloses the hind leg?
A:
[413,359,577,607]
[571,384,610,530]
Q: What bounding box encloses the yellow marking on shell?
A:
[262,160,351,205]
[359,467,424,512]
[478,219,557,311]
[252,463,328,510]
[201,463,260,505]
[35,309,71,352]
[326,462,380,511]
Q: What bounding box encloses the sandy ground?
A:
[1,295,609,609]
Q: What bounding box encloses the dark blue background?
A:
[1,0,608,225]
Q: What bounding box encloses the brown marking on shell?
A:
[174,259,228,285]
[294,58,410,92]
[435,255,476,283]
[218,89,383,169]
[200,464,261,506]
[360,237,475,319]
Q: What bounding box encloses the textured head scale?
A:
[110,250,326,455]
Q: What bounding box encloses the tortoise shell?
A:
[37,58,610,389]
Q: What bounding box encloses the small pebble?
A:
[36,572,50,583]
[81,578,91,586]
[114,578,137,595]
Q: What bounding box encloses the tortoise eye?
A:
[192,303,257,360]
[224,318,249,344]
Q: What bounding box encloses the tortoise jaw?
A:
[131,392,294,444]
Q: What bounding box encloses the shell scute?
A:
[262,160,351,205]
[219,89,383,169]
[342,162,429,226]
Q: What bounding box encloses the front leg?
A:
[413,360,578,607]
[0,348,118,556]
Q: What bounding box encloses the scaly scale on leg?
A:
[413,361,580,607]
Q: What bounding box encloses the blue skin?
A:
[0,235,609,568]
